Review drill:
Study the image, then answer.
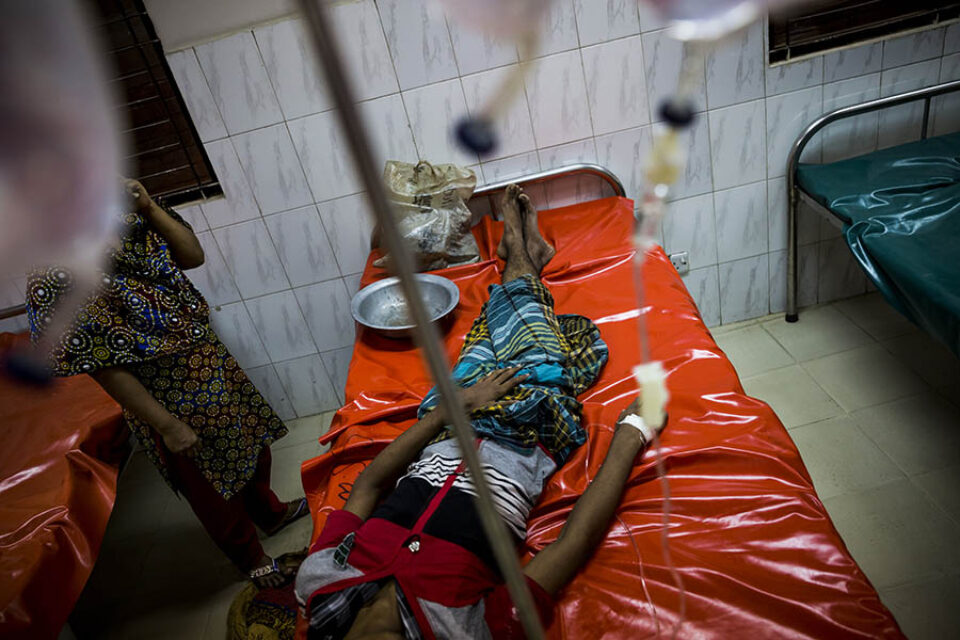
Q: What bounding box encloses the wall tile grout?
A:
[165,12,960,416]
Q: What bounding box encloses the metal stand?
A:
[294,2,544,638]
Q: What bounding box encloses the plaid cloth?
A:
[419,275,608,465]
[304,580,424,640]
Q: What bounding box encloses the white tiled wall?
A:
[158,1,960,417]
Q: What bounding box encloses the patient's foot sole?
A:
[519,193,555,270]
[498,184,524,260]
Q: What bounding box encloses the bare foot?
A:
[497,184,524,260]
[519,193,555,270]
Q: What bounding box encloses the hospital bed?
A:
[299,165,903,638]
[785,79,960,357]
[0,331,127,639]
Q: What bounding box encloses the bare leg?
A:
[500,185,540,283]
[497,184,521,261]
[519,193,555,271]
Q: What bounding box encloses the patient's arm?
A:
[343,408,449,519]
[523,399,651,596]
[344,367,528,520]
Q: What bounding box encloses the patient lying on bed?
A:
[295,185,665,639]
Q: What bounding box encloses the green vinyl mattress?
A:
[797,132,960,356]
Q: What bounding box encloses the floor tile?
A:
[880,573,960,640]
[914,465,960,524]
[883,331,960,397]
[104,471,175,543]
[262,512,313,558]
[833,293,917,341]
[270,441,325,499]
[73,535,152,614]
[790,416,905,500]
[823,479,960,589]
[117,568,240,640]
[853,393,960,476]
[117,449,164,487]
[803,344,926,412]
[742,365,844,428]
[762,305,873,361]
[709,317,759,336]
[201,579,249,640]
[275,411,335,450]
[161,490,203,531]
[115,600,210,640]
[138,523,232,587]
[714,324,795,378]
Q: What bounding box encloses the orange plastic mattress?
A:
[0,333,127,640]
[301,196,903,638]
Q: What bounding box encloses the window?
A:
[88,0,222,206]
[769,0,960,64]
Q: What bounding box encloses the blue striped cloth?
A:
[419,275,608,465]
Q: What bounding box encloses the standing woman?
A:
[25,179,308,588]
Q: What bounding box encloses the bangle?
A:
[618,413,655,447]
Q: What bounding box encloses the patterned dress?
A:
[25,208,287,499]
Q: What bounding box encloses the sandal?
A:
[265,497,310,537]
[249,557,290,590]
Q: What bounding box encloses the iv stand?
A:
[294,1,545,638]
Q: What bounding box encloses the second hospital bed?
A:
[786,79,960,356]
[299,167,904,638]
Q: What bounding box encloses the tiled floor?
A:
[66,293,960,639]
[716,294,960,638]
[68,413,334,639]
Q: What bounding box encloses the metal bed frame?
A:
[0,304,24,321]
[472,162,625,199]
[785,78,960,322]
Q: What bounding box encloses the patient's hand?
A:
[461,366,529,412]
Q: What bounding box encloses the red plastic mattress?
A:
[301,196,903,638]
[0,333,127,640]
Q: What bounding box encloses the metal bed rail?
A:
[785,78,960,322]
[472,162,626,199]
[0,303,26,321]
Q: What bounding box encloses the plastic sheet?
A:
[797,132,960,356]
[0,333,127,639]
[301,196,903,638]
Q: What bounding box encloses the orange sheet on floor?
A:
[300,196,903,638]
[0,333,127,640]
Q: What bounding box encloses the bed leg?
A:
[786,175,799,323]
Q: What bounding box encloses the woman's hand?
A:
[461,366,529,413]
[124,178,153,212]
[161,418,200,454]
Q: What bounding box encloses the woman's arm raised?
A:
[125,179,205,269]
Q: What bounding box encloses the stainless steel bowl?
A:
[351,274,460,339]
